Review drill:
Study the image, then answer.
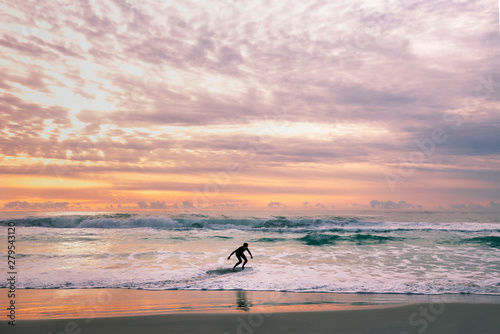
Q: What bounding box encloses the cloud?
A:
[0,0,498,208]
[137,201,148,208]
[182,201,195,209]
[149,200,167,209]
[438,124,500,156]
[3,201,71,209]
[451,201,500,211]
[370,200,419,210]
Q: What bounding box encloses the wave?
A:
[2,214,500,233]
[296,232,404,246]
[252,217,330,228]
[462,236,500,248]
[297,233,343,245]
[78,217,182,229]
[349,234,404,244]
[251,237,288,243]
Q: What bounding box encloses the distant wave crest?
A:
[463,236,500,248]
[2,215,500,234]
[78,217,182,229]
[297,232,403,246]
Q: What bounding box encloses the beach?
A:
[3,0,500,330]
[1,211,499,333]
[2,289,500,333]
[7,304,500,334]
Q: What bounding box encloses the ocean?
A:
[1,210,499,295]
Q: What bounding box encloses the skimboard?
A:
[206,267,253,275]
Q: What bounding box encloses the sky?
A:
[0,0,499,210]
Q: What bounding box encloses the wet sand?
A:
[2,289,499,333]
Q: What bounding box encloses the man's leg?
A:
[233,254,242,270]
[241,254,248,269]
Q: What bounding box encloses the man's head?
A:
[243,243,248,247]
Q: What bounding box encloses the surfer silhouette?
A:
[228,243,253,271]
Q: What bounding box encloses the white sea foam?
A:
[1,212,499,294]
[5,214,500,233]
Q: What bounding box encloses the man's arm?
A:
[227,250,236,260]
[247,249,253,258]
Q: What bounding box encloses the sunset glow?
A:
[1,0,499,210]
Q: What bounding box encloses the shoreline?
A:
[3,303,500,334]
[3,288,500,320]
[2,289,500,333]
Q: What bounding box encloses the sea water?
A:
[1,210,499,295]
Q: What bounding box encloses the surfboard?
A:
[206,267,253,275]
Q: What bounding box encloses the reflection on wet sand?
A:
[236,290,251,311]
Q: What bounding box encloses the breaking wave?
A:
[296,232,404,246]
[2,214,500,234]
